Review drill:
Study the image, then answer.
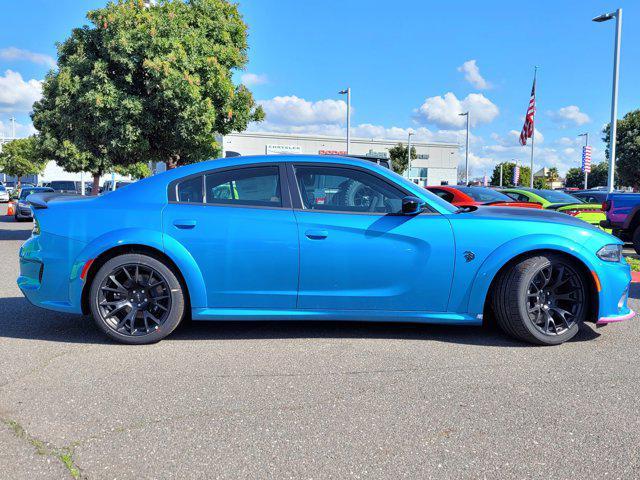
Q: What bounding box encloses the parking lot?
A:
[0,203,639,479]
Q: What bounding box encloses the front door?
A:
[163,164,298,309]
[291,164,455,312]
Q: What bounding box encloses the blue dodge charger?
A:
[18,155,633,345]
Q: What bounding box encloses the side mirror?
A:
[402,196,425,215]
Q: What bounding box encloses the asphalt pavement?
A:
[1,203,639,479]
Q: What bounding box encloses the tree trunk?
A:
[91,173,101,196]
[17,176,22,189]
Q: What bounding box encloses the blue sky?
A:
[1,0,638,176]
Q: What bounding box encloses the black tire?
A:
[492,253,588,346]
[632,226,640,256]
[89,253,185,344]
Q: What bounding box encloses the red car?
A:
[426,186,543,209]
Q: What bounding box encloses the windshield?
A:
[456,187,515,203]
[50,181,76,190]
[533,189,583,204]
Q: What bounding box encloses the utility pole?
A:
[407,131,414,180]
[9,116,16,139]
[593,8,622,192]
[530,66,538,188]
[499,163,503,187]
[338,88,351,154]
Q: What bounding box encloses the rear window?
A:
[177,176,203,203]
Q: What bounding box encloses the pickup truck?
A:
[602,193,640,254]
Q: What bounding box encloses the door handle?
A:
[305,229,328,240]
[173,219,197,229]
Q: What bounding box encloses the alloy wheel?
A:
[526,262,586,336]
[97,263,172,336]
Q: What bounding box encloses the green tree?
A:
[533,176,548,189]
[490,162,531,188]
[114,162,151,180]
[546,167,559,184]
[388,143,416,175]
[32,0,264,195]
[0,137,47,188]
[603,109,640,188]
[565,167,584,188]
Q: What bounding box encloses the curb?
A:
[632,272,640,284]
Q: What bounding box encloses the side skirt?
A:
[191,308,482,325]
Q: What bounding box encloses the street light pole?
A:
[339,88,351,154]
[407,131,414,180]
[459,112,469,185]
[593,8,622,193]
[578,132,589,189]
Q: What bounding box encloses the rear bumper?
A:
[17,232,86,314]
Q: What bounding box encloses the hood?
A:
[454,205,598,229]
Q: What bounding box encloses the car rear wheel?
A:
[89,253,185,344]
[492,253,588,345]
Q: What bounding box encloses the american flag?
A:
[582,146,592,173]
[513,165,520,185]
[519,78,536,146]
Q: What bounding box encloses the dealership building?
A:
[219,131,460,186]
[1,132,460,187]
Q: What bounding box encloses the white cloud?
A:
[414,92,499,128]
[240,72,268,87]
[0,70,42,113]
[457,60,490,89]
[549,105,590,126]
[0,47,56,68]
[259,95,347,126]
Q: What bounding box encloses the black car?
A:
[14,187,54,221]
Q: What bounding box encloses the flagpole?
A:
[530,66,538,188]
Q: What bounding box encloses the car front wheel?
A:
[89,253,185,344]
[492,253,588,345]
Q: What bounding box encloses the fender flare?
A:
[70,228,207,309]
[466,234,600,315]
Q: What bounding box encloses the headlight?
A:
[597,244,623,262]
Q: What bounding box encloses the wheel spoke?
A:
[122,266,133,281]
[102,300,129,318]
[108,275,126,292]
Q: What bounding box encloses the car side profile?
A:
[19,155,633,345]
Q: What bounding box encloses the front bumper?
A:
[597,310,635,325]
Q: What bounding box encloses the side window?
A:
[430,188,455,203]
[177,176,203,203]
[294,165,405,214]
[205,166,281,207]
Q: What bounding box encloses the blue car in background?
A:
[18,156,633,345]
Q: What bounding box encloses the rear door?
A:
[162,163,299,309]
[289,163,455,312]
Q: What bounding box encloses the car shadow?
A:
[0,295,601,347]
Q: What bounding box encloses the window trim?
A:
[168,163,292,210]
[287,162,438,216]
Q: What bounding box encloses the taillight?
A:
[603,200,611,212]
[32,218,40,236]
[564,210,581,217]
